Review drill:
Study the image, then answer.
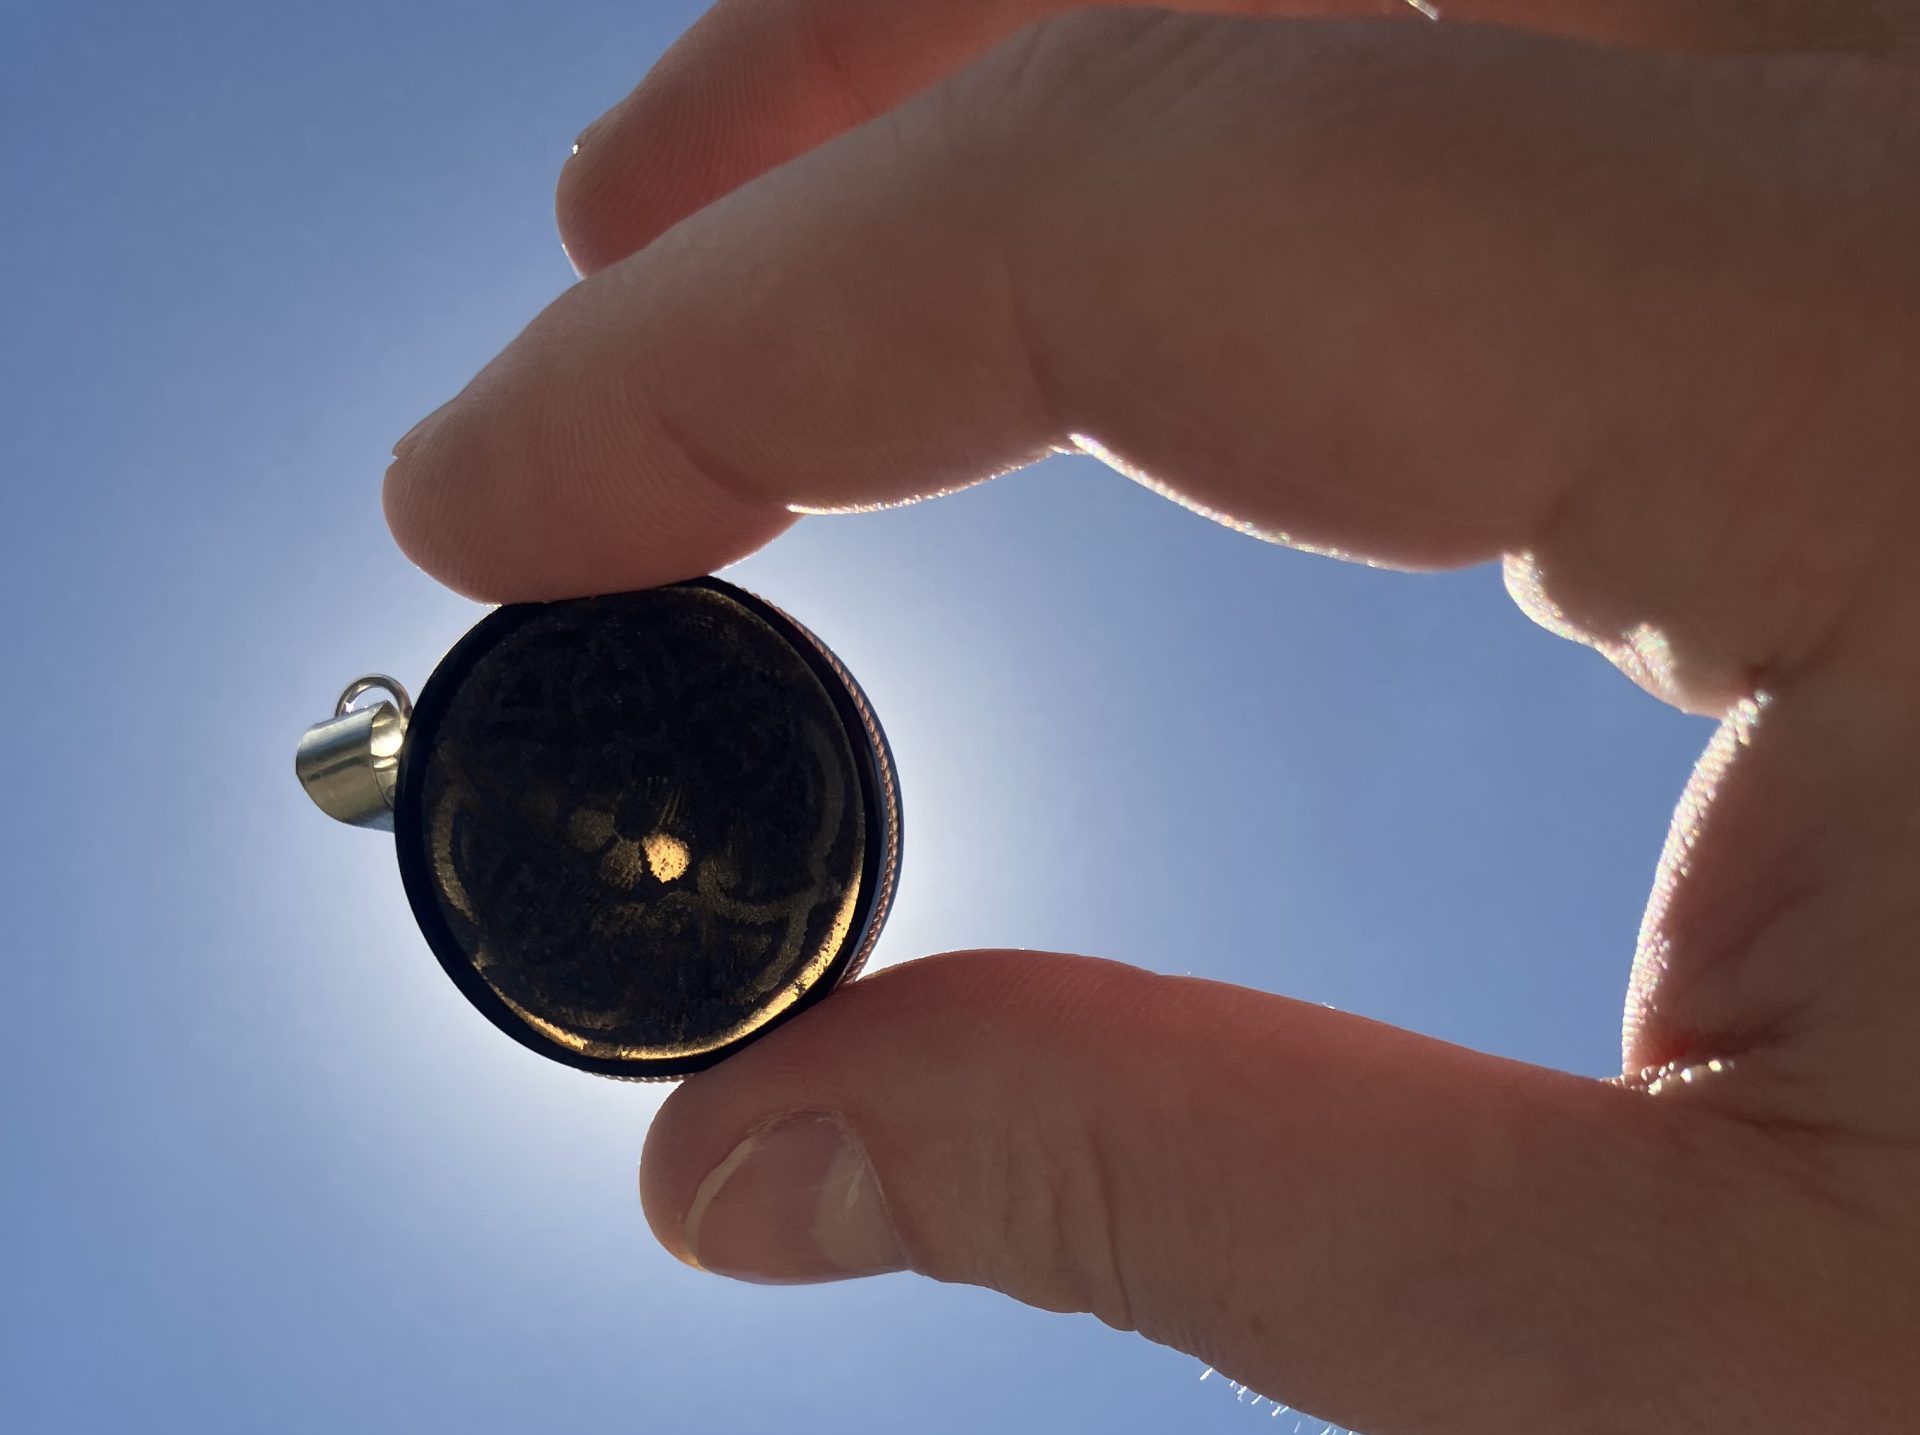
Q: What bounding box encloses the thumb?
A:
[637,951,1872,1433]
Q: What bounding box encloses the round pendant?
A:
[297,577,902,1079]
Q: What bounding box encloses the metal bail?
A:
[296,675,413,831]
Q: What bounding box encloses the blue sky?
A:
[0,3,1707,1431]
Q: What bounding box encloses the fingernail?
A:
[391,396,459,461]
[683,1114,907,1284]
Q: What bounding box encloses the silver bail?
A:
[296,675,413,831]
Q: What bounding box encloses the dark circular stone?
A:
[394,578,900,1078]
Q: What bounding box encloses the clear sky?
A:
[0,2,1709,1431]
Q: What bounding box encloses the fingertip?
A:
[556,160,593,280]
[632,957,957,1273]
[552,23,754,279]
[555,125,639,278]
[638,1038,802,1272]
[638,1120,700,1269]
[382,443,460,596]
[381,415,503,603]
[385,430,801,602]
[380,280,807,603]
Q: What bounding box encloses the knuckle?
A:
[965,10,1435,153]
[947,11,1251,168]
[985,1102,1138,1332]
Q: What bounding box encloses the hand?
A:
[382,4,1920,1429]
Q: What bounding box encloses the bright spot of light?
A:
[643,831,692,882]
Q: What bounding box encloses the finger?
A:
[557,0,1915,275]
[637,950,1917,1433]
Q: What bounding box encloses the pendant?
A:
[295,576,902,1079]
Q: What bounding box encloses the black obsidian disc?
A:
[393,577,900,1079]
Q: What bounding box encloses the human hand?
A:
[382,3,1920,1429]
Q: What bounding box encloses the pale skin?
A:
[383,3,1920,1429]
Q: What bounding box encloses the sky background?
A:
[0,2,1709,1431]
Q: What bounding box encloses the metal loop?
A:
[335,674,413,721]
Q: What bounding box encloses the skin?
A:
[384,3,1920,1430]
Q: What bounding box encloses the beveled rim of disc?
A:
[391,575,902,1079]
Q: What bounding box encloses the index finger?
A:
[384,15,1914,627]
